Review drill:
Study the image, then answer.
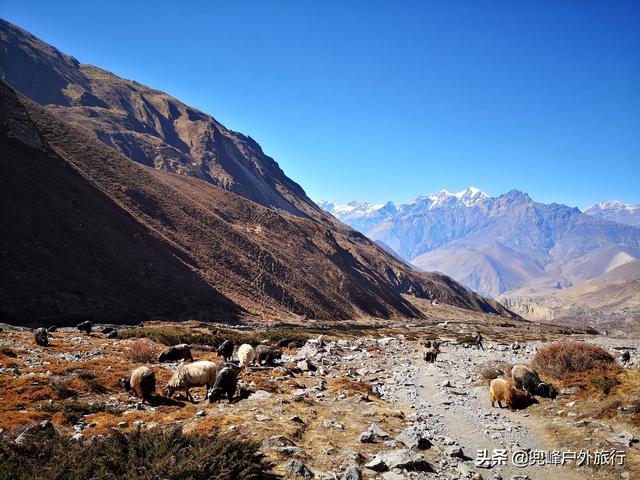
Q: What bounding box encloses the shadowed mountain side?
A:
[2,82,516,323]
[0,85,244,326]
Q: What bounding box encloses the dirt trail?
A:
[413,344,615,480]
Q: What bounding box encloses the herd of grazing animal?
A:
[29,325,292,405]
[121,341,286,404]
[420,337,586,412]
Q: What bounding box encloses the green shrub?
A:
[0,426,276,480]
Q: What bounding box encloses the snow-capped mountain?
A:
[321,188,640,298]
[584,201,640,227]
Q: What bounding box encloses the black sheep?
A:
[217,340,234,361]
[207,367,238,403]
[77,321,92,335]
[255,345,282,366]
[34,328,48,346]
[158,344,193,363]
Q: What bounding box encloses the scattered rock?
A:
[322,419,344,430]
[445,445,465,458]
[606,431,634,447]
[343,464,362,480]
[360,423,390,443]
[285,459,314,478]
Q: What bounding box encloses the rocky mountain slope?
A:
[1,81,518,325]
[0,19,331,223]
[0,19,517,325]
[584,201,640,227]
[322,188,640,299]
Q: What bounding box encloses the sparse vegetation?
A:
[531,341,618,379]
[123,338,163,363]
[0,427,276,480]
[590,375,620,395]
[39,399,124,424]
[118,326,310,349]
[0,346,17,358]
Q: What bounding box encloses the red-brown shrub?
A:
[124,338,162,363]
[532,342,616,379]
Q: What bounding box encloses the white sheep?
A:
[237,344,256,367]
[164,360,219,402]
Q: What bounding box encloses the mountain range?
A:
[320,189,640,305]
[0,19,515,325]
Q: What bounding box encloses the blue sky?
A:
[3,1,639,208]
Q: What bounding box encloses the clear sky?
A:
[3,1,639,208]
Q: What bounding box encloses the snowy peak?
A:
[584,201,640,226]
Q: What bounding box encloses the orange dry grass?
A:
[329,378,372,395]
[532,341,618,379]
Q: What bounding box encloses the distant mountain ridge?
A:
[321,188,640,298]
[584,201,640,227]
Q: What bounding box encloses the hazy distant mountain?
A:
[584,201,640,226]
[501,260,640,335]
[322,188,640,298]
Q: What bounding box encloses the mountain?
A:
[322,188,640,298]
[584,201,640,227]
[500,260,640,335]
[0,19,330,223]
[0,20,516,325]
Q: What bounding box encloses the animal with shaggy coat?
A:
[121,366,156,402]
[489,378,535,410]
[164,360,219,402]
[34,328,48,346]
[237,344,256,367]
[255,345,282,366]
[158,344,193,363]
[207,367,238,403]
[511,364,557,398]
[423,340,440,363]
[217,340,234,361]
[77,321,92,335]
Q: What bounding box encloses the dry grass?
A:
[532,341,619,379]
[123,338,163,363]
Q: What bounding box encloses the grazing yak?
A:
[34,328,48,346]
[77,321,92,335]
[423,340,440,363]
[237,344,256,367]
[121,366,156,402]
[207,367,239,403]
[158,344,193,363]
[621,351,631,363]
[489,378,537,410]
[217,340,234,361]
[511,364,557,398]
[255,345,282,366]
[164,360,219,402]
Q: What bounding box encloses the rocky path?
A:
[413,345,600,480]
[372,336,636,480]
